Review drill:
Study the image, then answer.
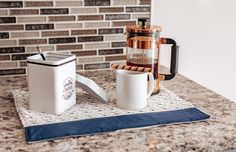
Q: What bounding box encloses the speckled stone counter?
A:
[0,70,236,152]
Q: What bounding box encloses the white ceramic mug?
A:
[116,70,154,110]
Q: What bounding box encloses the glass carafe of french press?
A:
[126,18,179,95]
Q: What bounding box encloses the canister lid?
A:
[27,52,76,66]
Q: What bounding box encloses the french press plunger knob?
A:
[138,18,150,29]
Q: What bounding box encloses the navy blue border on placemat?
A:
[25,107,210,142]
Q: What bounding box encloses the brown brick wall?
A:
[0,0,151,76]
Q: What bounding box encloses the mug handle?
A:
[147,72,154,97]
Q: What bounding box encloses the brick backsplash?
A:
[0,32,9,39]
[98,48,123,55]
[0,0,151,76]
[0,1,23,8]
[0,17,16,23]
[0,47,25,54]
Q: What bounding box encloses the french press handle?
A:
[160,38,179,80]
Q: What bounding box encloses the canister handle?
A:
[160,38,179,80]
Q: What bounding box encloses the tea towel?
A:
[13,86,210,142]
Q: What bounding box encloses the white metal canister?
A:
[27,52,76,114]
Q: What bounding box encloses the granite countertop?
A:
[0,70,236,152]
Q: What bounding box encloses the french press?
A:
[126,18,179,95]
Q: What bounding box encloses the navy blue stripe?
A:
[25,108,210,142]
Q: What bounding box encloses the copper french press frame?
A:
[126,18,179,94]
